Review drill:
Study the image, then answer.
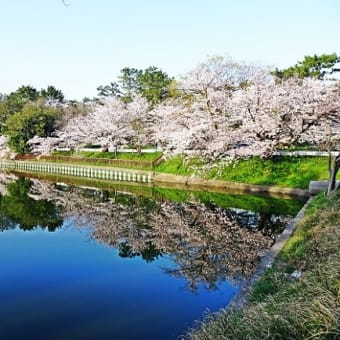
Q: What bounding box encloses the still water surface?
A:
[0,174,304,339]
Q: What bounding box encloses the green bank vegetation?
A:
[155,155,334,189]
[53,150,162,161]
[205,156,332,189]
[186,190,340,339]
[26,152,337,189]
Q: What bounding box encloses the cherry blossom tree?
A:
[152,100,213,154]
[228,77,340,192]
[152,62,340,191]
[233,78,340,148]
[0,135,14,159]
[125,95,153,153]
[28,95,154,155]
[151,63,269,158]
[178,56,259,129]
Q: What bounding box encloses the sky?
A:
[0,0,339,100]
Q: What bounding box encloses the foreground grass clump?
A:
[185,190,340,340]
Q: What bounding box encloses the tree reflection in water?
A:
[0,175,63,231]
[0,173,295,292]
[92,200,276,292]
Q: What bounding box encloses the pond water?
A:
[0,173,305,339]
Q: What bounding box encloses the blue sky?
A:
[0,0,339,100]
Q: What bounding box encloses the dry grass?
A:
[185,191,340,340]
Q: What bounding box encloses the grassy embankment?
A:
[53,150,161,161]
[48,150,162,170]
[47,152,336,189]
[155,155,335,189]
[185,190,340,339]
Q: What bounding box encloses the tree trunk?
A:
[114,145,118,159]
[327,153,340,195]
